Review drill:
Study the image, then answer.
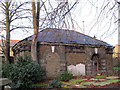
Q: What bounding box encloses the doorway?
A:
[91,54,99,75]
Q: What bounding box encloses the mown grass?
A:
[94,76,104,79]
[93,82,110,86]
[61,81,76,85]
[93,79,120,86]
[70,78,83,82]
[106,76,119,79]
[32,75,120,88]
[106,79,120,83]
[80,81,94,85]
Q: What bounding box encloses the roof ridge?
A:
[13,28,113,48]
[45,28,109,45]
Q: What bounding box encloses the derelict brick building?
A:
[12,28,114,77]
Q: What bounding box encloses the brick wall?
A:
[38,45,66,77]
[13,42,113,76]
[66,53,86,65]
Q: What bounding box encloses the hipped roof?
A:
[28,28,113,47]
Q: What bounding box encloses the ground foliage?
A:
[2,55,42,89]
[48,80,62,88]
[32,75,120,88]
[59,71,73,81]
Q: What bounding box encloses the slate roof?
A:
[28,28,113,47]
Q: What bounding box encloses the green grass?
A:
[98,79,106,81]
[106,76,119,79]
[32,83,48,87]
[72,85,87,88]
[94,76,104,79]
[80,81,94,85]
[93,79,120,86]
[32,75,120,88]
[93,82,110,86]
[106,79,120,83]
[70,78,83,82]
[61,81,76,85]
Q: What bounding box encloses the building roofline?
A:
[13,28,114,49]
[43,28,114,47]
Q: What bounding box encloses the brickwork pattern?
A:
[13,42,113,77]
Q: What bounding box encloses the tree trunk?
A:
[31,0,46,62]
[31,0,39,62]
[31,30,38,62]
[5,1,11,63]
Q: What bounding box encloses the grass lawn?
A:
[93,82,111,86]
[32,75,120,88]
[61,81,76,85]
[106,79,120,83]
[94,76,104,79]
[106,76,119,79]
[93,79,120,86]
[80,81,94,85]
[70,78,83,82]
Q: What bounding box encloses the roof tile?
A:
[28,28,113,47]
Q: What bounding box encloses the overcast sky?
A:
[0,0,118,46]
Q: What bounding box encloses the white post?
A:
[95,48,98,54]
[51,46,55,53]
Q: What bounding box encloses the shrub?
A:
[48,80,62,88]
[2,62,12,78]
[2,55,42,89]
[59,71,73,81]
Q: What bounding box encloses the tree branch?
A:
[9,1,30,21]
[10,26,33,32]
[62,0,78,17]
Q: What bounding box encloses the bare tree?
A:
[31,0,47,62]
[0,0,30,63]
[40,0,79,30]
[87,0,118,41]
[31,0,78,62]
[0,0,79,63]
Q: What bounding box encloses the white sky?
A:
[0,0,118,46]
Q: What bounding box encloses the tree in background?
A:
[87,0,118,40]
[31,0,78,62]
[0,0,29,63]
[0,0,78,63]
[31,0,46,62]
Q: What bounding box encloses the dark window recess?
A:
[65,46,85,53]
[105,48,113,54]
